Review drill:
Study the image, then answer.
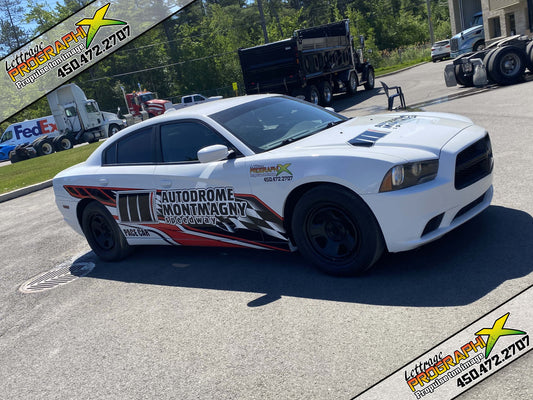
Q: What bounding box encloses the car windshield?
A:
[210,96,347,153]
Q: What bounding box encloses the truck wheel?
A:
[9,152,20,163]
[454,64,473,87]
[108,124,121,137]
[526,41,533,72]
[487,46,526,85]
[291,185,384,276]
[483,49,498,82]
[364,68,375,90]
[82,202,132,261]
[36,140,54,156]
[347,72,358,95]
[473,41,485,52]
[305,85,320,105]
[318,81,333,106]
[53,136,73,152]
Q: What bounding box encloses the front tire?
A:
[364,67,375,90]
[291,185,384,276]
[82,202,132,261]
[347,71,358,95]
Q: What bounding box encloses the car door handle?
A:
[160,180,172,188]
[98,178,108,186]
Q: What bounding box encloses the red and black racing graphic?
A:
[64,185,290,251]
[64,185,118,207]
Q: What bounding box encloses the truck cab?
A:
[450,12,485,58]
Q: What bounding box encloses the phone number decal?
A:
[456,334,530,388]
[57,25,130,78]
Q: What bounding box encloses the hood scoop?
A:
[349,129,390,147]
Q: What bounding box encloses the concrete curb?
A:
[376,61,429,78]
[0,180,53,204]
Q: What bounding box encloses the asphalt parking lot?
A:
[1,61,532,399]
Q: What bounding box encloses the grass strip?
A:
[0,142,102,195]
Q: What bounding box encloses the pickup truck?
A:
[168,94,223,111]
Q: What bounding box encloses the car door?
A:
[151,119,265,248]
[95,125,157,243]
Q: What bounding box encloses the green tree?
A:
[0,0,30,55]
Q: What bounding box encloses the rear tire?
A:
[487,46,526,85]
[53,136,73,152]
[291,185,384,276]
[35,140,54,156]
[318,81,333,106]
[305,85,320,105]
[82,202,132,261]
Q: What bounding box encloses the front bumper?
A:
[363,127,493,253]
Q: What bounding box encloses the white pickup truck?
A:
[168,94,223,111]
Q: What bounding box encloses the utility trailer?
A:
[238,20,374,106]
[444,35,533,87]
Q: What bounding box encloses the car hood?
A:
[276,112,474,157]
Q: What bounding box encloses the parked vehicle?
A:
[238,20,374,106]
[445,35,533,87]
[124,89,173,118]
[168,94,223,111]
[431,39,451,62]
[53,94,493,276]
[0,83,124,163]
[450,12,485,58]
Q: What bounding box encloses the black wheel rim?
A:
[500,53,520,76]
[305,206,359,262]
[89,214,115,250]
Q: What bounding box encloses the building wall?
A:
[449,0,531,39]
[481,0,531,39]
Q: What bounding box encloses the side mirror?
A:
[198,144,229,163]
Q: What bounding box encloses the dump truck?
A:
[238,20,374,106]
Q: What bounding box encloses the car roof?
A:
[168,93,281,118]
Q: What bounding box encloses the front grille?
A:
[450,38,459,52]
[455,135,493,190]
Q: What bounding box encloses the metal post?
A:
[426,0,435,44]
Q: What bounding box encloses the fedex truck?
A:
[0,116,60,161]
[0,83,125,163]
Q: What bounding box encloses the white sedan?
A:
[53,94,493,275]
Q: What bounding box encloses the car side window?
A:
[160,121,232,163]
[103,127,154,165]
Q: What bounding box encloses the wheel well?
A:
[283,182,377,241]
[76,198,96,229]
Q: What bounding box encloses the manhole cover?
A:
[19,261,95,293]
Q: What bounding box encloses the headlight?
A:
[379,160,439,192]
